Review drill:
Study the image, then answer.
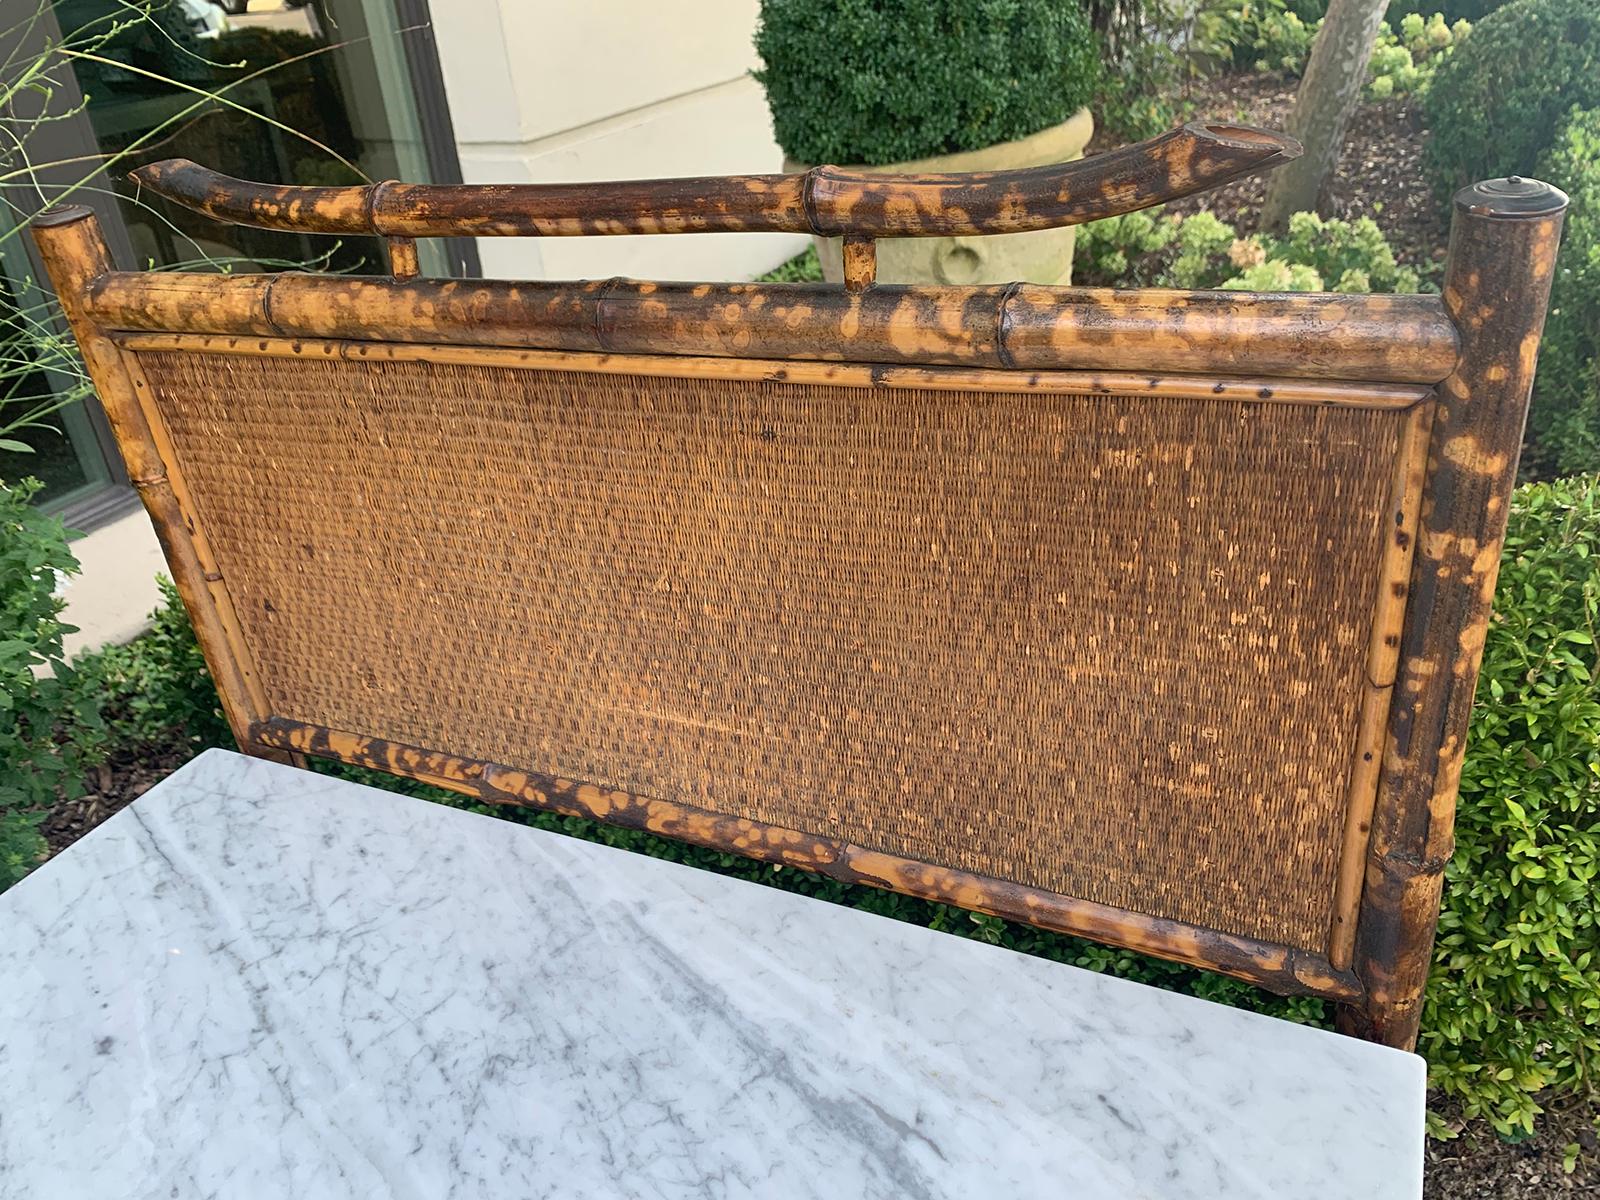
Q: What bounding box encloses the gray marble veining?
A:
[0,750,1423,1198]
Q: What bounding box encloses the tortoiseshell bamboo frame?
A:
[130,122,1299,240]
[34,128,1567,1050]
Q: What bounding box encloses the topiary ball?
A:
[1422,0,1600,199]
[753,0,1101,166]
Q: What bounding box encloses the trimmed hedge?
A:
[1422,0,1600,197]
[1424,474,1600,1136]
[1525,107,1600,479]
[752,0,1100,165]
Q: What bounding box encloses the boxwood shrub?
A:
[753,0,1100,165]
[1423,473,1600,1136]
[1071,205,1422,293]
[1422,0,1600,197]
[1524,107,1600,479]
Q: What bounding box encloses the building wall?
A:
[429,1,808,281]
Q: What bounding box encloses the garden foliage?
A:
[1073,205,1422,292]
[1525,107,1600,479]
[1086,0,1214,139]
[1201,0,1466,94]
[1387,0,1510,22]
[1366,12,1472,98]
[89,577,234,754]
[1201,0,1321,74]
[1423,0,1600,195]
[0,479,102,888]
[1423,475,1600,1136]
[753,0,1099,164]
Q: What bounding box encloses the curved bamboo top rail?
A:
[128,122,1301,240]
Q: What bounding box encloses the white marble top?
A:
[0,750,1423,1199]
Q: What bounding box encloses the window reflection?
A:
[8,2,445,517]
[55,0,435,274]
[0,256,108,504]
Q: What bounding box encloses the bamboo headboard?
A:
[35,125,1567,1050]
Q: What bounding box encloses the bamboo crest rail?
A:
[130,122,1300,241]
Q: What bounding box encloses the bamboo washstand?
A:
[16,123,1568,1197]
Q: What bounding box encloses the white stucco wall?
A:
[429,2,808,282]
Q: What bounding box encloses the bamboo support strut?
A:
[128,123,1300,240]
[841,235,876,293]
[386,236,420,280]
[85,272,1459,384]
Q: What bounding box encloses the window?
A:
[1,0,469,529]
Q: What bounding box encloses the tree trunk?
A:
[1259,0,1389,232]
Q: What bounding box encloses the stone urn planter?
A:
[785,108,1094,286]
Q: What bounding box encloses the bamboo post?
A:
[1340,176,1568,1048]
[31,205,298,767]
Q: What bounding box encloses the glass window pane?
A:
[53,0,443,275]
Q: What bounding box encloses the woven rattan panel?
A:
[138,350,1405,951]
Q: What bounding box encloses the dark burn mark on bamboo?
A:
[250,716,1364,1003]
[129,123,1302,242]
